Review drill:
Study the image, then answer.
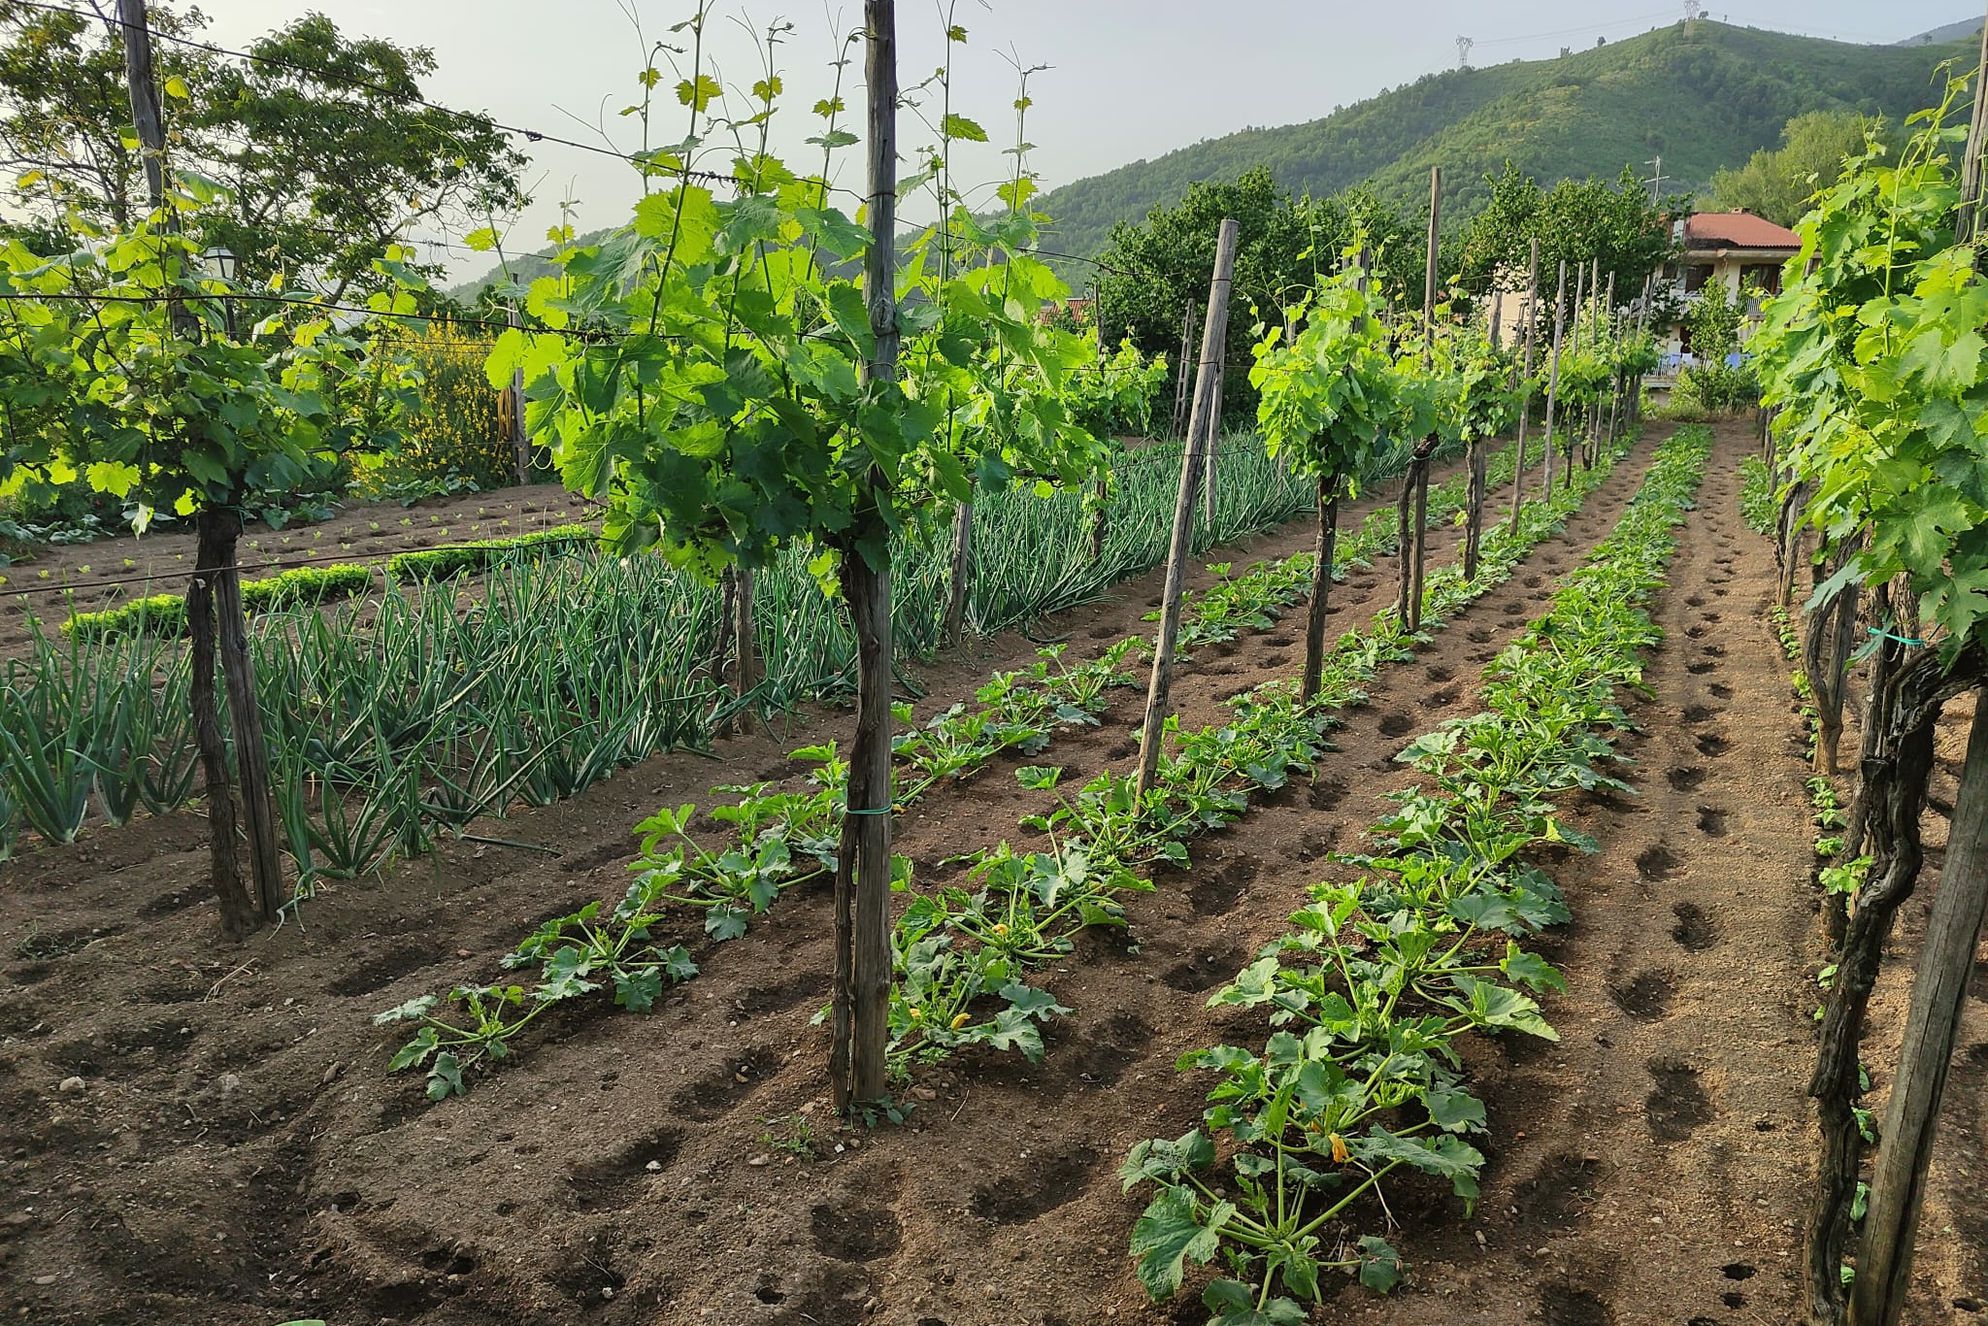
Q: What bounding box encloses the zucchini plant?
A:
[1122,426,1710,1321]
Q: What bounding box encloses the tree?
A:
[1094,168,1417,425]
[0,2,526,301]
[1454,162,1676,339]
[1707,109,1871,226]
[0,187,420,936]
[490,5,1102,1106]
[1249,248,1400,700]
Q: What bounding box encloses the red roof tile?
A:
[1683,211,1800,251]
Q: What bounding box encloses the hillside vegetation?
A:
[1035,20,1973,257]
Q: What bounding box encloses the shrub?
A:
[65,563,375,639]
[385,524,593,582]
[1674,360,1759,414]
[366,324,519,494]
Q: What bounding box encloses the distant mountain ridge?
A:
[1898,17,1984,45]
[1030,19,1975,258]
[452,19,1978,297]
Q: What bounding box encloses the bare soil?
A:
[2,420,1981,1326]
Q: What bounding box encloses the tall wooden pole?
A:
[1423,165,1441,353]
[1135,218,1239,801]
[832,0,901,1112]
[1562,259,1586,489]
[118,0,168,211]
[1961,10,1988,244]
[1851,704,1988,1326]
[1602,270,1620,449]
[1202,344,1225,532]
[943,500,972,644]
[1509,236,1539,527]
[1170,301,1196,438]
[507,303,531,484]
[1541,259,1568,497]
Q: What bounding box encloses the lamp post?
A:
[200,244,237,338]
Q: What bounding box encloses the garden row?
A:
[0,432,1436,872]
[1121,424,1711,1321]
[377,433,1592,1099]
[58,521,596,639]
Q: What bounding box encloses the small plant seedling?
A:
[758,1113,817,1159]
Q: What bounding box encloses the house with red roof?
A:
[1658,209,1801,368]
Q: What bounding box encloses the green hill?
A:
[1036,19,1974,257]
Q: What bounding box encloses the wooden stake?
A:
[1409,447,1430,630]
[1135,217,1239,801]
[943,500,972,644]
[1423,165,1441,353]
[202,510,285,923]
[1202,349,1224,532]
[1961,8,1988,244]
[1509,236,1540,528]
[1170,301,1196,438]
[1541,259,1568,496]
[832,0,901,1112]
[117,0,168,212]
[186,526,258,937]
[1396,463,1415,623]
[507,304,531,484]
[1850,697,1988,1326]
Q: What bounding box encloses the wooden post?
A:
[1087,471,1108,560]
[1592,269,1616,465]
[1396,464,1415,623]
[200,510,285,924]
[1850,701,1988,1326]
[832,0,901,1112]
[1134,217,1239,801]
[1423,165,1441,353]
[117,0,168,213]
[1488,289,1503,351]
[1202,350,1224,533]
[1409,445,1430,630]
[1959,8,1988,245]
[1170,301,1196,438]
[507,304,531,484]
[943,501,972,644]
[1509,237,1539,527]
[1541,259,1568,497]
[1565,259,1585,484]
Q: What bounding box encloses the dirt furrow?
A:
[1327,418,1819,1326]
[0,444,1519,1326]
[425,431,1661,1326]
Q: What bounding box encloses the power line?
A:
[1473,8,1677,49]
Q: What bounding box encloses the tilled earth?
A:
[1,419,1981,1326]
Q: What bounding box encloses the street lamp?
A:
[200,245,238,337]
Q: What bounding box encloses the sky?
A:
[181,0,1982,277]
